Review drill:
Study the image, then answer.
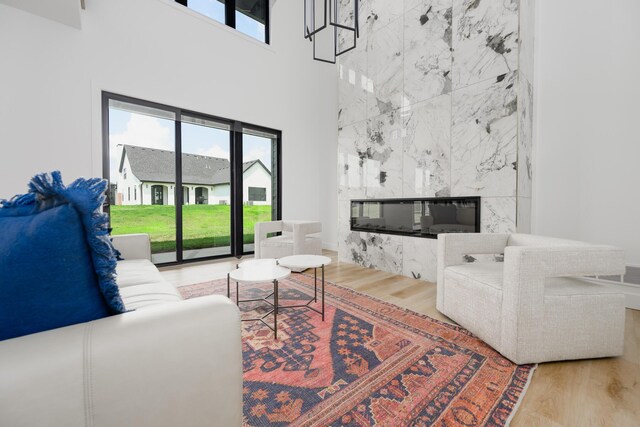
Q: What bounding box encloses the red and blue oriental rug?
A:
[179,273,534,426]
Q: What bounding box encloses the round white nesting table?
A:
[237,258,277,269]
[227,263,291,339]
[277,255,332,321]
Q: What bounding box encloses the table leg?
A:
[274,279,279,340]
[314,267,318,303]
[227,273,230,299]
[322,264,325,321]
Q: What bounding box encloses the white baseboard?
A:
[587,278,640,310]
[322,242,338,251]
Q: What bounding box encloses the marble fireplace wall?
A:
[337,0,535,281]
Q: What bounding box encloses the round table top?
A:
[277,255,332,269]
[237,258,277,269]
[229,264,291,283]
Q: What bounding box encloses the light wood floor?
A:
[160,250,640,427]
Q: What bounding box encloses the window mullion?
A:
[230,122,243,256]
[175,111,183,263]
[226,0,236,28]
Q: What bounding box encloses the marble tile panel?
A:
[338,120,368,201]
[451,71,517,197]
[517,76,533,198]
[481,197,516,233]
[338,48,368,127]
[366,18,403,118]
[402,236,438,282]
[343,231,404,274]
[403,0,452,106]
[452,0,519,88]
[334,0,360,46]
[337,199,354,262]
[363,0,403,33]
[401,94,452,197]
[365,110,404,198]
[519,0,535,83]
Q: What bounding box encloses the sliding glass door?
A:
[241,126,280,253]
[106,99,178,263]
[103,92,281,265]
[181,115,233,260]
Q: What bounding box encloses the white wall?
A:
[0,0,338,247]
[211,184,230,204]
[533,1,640,265]
[116,155,141,205]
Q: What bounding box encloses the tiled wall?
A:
[337,0,535,281]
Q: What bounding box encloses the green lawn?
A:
[110,204,272,253]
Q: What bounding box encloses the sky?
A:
[109,108,273,180]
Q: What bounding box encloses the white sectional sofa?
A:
[0,234,243,427]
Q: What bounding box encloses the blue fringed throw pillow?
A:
[0,171,126,341]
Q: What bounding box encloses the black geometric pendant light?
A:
[304,0,359,64]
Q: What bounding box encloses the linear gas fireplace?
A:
[350,197,480,239]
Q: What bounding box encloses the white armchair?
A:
[437,233,626,364]
[254,220,322,260]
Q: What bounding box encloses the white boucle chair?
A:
[437,233,626,364]
[254,220,322,261]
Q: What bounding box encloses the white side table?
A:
[277,255,332,321]
[227,264,291,339]
[237,258,277,269]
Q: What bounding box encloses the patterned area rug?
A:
[179,273,534,426]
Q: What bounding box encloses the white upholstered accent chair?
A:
[254,220,322,260]
[437,233,626,364]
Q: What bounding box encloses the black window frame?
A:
[101,91,282,266]
[175,0,270,44]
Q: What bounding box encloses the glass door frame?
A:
[102,91,282,266]
[233,123,283,255]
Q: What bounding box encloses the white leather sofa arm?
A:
[111,233,152,261]
[0,296,243,427]
[437,233,509,311]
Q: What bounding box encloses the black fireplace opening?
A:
[350,197,481,239]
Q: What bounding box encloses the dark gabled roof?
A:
[242,159,270,174]
[119,145,270,186]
